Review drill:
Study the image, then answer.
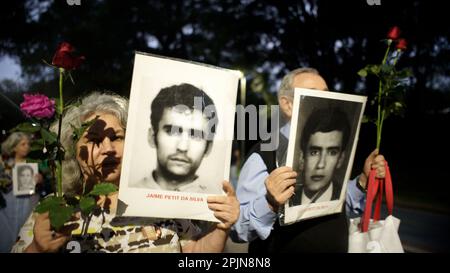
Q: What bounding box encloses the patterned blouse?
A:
[11,209,203,253]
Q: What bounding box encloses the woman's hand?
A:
[207,181,240,231]
[25,212,79,253]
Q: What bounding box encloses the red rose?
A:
[52,42,85,70]
[387,26,401,40]
[20,94,56,119]
[396,38,407,51]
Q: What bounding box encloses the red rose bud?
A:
[387,26,401,40]
[396,38,407,51]
[56,42,74,53]
[52,42,85,70]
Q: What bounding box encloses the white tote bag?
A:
[348,163,404,253]
[349,215,403,253]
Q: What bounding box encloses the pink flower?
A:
[20,94,56,119]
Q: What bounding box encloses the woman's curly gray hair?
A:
[51,92,128,195]
[1,132,30,156]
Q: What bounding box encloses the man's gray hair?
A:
[278,67,319,99]
[50,91,128,195]
[1,132,30,156]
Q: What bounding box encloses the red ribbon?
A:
[361,161,394,232]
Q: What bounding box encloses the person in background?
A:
[231,68,386,252]
[0,132,42,252]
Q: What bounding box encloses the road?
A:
[389,205,450,253]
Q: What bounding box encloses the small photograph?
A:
[282,88,366,225]
[118,52,239,222]
[13,163,38,196]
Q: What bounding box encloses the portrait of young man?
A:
[282,90,366,224]
[289,106,350,206]
[118,52,239,221]
[17,165,35,191]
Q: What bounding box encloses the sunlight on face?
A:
[75,113,125,185]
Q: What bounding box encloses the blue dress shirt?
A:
[231,123,366,243]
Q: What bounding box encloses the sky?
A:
[0,56,22,81]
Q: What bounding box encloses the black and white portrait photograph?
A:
[12,163,38,196]
[282,88,366,225]
[118,52,239,222]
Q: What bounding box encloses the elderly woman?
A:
[0,132,42,252]
[12,92,239,253]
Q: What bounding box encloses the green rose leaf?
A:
[357,68,368,77]
[394,101,403,109]
[40,128,57,144]
[358,69,367,77]
[71,117,98,143]
[49,205,74,230]
[25,158,43,164]
[70,124,84,142]
[71,100,82,108]
[396,68,413,79]
[368,65,381,75]
[64,194,80,207]
[10,122,41,133]
[35,196,65,213]
[88,183,118,196]
[361,115,370,123]
[79,196,96,216]
[30,139,45,152]
[35,196,75,229]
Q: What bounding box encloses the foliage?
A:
[12,43,117,231]
[1,1,448,126]
[358,27,413,150]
